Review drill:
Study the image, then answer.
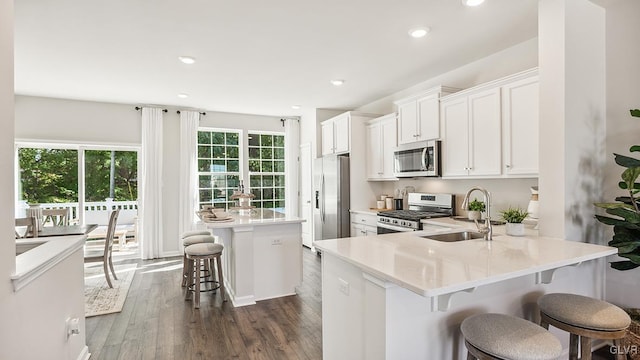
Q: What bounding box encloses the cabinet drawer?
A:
[351,213,377,227]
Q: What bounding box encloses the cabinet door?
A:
[321,121,334,156]
[366,122,382,179]
[397,101,418,145]
[441,97,469,177]
[334,114,351,154]
[468,87,502,176]
[380,116,397,179]
[502,76,539,176]
[364,226,377,236]
[417,93,440,141]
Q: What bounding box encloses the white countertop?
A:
[313,221,617,298]
[203,208,304,229]
[349,209,379,216]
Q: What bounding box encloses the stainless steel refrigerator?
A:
[313,155,350,241]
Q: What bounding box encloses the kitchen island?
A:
[203,209,304,307]
[313,220,617,359]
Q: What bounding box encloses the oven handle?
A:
[376,222,417,232]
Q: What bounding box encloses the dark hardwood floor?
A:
[86,248,323,360]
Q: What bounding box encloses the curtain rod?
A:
[177,110,207,115]
[134,106,168,113]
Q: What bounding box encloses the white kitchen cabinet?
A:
[321,112,351,155]
[394,86,459,145]
[441,87,502,177]
[502,74,539,176]
[350,212,377,237]
[366,113,397,181]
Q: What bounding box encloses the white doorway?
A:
[299,142,313,249]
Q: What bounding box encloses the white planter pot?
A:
[468,211,482,220]
[505,223,525,236]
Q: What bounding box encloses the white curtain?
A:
[284,118,300,216]
[140,107,164,259]
[178,110,199,237]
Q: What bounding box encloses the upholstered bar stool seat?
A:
[184,242,226,309]
[461,313,562,360]
[538,293,631,360]
[180,232,216,287]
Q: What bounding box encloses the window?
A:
[196,129,286,212]
[248,133,285,212]
[197,130,240,210]
[18,148,79,204]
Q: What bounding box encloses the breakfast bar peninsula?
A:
[202,209,304,307]
[314,220,617,360]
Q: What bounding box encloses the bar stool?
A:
[184,242,226,309]
[461,313,562,360]
[180,232,215,287]
[538,293,631,360]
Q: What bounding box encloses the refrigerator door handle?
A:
[321,174,326,222]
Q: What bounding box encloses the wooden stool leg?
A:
[580,336,592,360]
[194,258,201,309]
[185,257,193,301]
[181,253,188,287]
[569,333,579,360]
[466,353,476,360]
[216,255,226,302]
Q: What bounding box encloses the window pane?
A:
[249,159,260,172]
[274,135,285,147]
[251,188,261,200]
[264,201,274,209]
[198,132,211,144]
[199,175,211,188]
[198,159,211,172]
[275,175,285,186]
[248,134,259,146]
[274,148,285,160]
[198,145,211,158]
[261,134,272,146]
[248,147,259,159]
[212,132,224,144]
[261,148,273,159]
[213,146,225,158]
[275,188,284,199]
[228,146,239,159]
[263,175,274,187]
[18,148,79,203]
[274,161,285,172]
[227,175,239,189]
[199,189,212,202]
[262,161,273,172]
[263,188,274,200]
[227,160,239,172]
[226,133,239,145]
[212,160,226,171]
[250,175,261,187]
[84,150,138,202]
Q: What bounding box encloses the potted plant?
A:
[500,207,528,236]
[594,109,640,351]
[467,199,486,220]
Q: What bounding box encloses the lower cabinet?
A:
[350,212,377,237]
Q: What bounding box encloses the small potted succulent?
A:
[467,199,486,220]
[500,207,529,236]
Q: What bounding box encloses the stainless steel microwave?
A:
[393,140,441,177]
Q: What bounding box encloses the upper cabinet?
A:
[366,113,397,181]
[394,86,459,145]
[321,112,351,155]
[502,75,539,176]
[440,68,539,179]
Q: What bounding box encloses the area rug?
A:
[84,263,137,317]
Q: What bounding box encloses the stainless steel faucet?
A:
[461,186,493,241]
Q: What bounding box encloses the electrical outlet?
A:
[271,238,282,245]
[65,317,80,338]
[338,278,349,295]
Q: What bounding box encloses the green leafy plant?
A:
[500,207,528,223]
[468,199,486,212]
[594,109,640,271]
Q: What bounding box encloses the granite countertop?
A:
[313,221,616,298]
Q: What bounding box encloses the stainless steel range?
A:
[377,193,455,233]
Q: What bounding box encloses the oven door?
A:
[377,222,418,234]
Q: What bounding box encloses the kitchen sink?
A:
[420,231,485,242]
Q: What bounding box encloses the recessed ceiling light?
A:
[177,93,189,98]
[291,105,301,110]
[462,0,485,6]
[408,27,430,38]
[178,56,196,64]
[330,79,345,86]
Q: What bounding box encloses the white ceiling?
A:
[14,0,538,117]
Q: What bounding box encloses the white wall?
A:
[349,38,540,213]
[1,4,88,359]
[603,0,640,308]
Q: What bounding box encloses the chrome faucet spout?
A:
[461,186,493,241]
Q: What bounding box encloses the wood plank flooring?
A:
[86,248,322,360]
